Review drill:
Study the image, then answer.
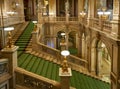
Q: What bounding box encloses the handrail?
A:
[15,67,61,89]
[89,18,112,32]
[36,41,88,70]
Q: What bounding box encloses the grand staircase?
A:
[14,21,110,89]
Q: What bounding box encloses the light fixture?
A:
[61,33,65,36]
[61,50,70,72]
[80,11,86,18]
[32,21,37,31]
[60,33,66,46]
[6,11,15,16]
[4,27,14,48]
[97,7,111,20]
[32,21,37,24]
[49,12,54,16]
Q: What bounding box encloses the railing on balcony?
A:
[41,16,79,24]
[40,16,112,34]
[90,18,112,33]
[0,16,25,27]
[15,67,61,89]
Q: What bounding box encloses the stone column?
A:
[49,0,56,16]
[78,0,84,16]
[65,33,69,50]
[111,0,120,39]
[96,48,102,76]
[59,68,72,89]
[82,33,85,58]
[76,33,80,56]
[87,0,95,26]
[1,46,19,89]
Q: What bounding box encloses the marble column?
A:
[87,0,95,26]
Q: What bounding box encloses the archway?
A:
[97,41,111,82]
[56,31,66,50]
[91,39,111,82]
[68,31,78,55]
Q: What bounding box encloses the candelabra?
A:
[97,7,111,20]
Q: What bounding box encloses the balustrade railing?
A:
[35,42,88,71]
[15,67,61,89]
[0,59,8,76]
[90,18,112,32]
[0,16,25,27]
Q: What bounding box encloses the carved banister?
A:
[89,18,112,33]
[15,67,61,89]
[36,42,88,70]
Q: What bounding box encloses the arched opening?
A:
[68,31,78,55]
[91,39,111,82]
[97,41,111,82]
[56,31,66,50]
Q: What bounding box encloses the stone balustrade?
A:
[15,67,61,89]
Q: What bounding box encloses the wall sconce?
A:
[32,21,37,31]
[61,50,70,72]
[6,11,15,16]
[80,11,86,18]
[4,27,14,48]
[61,33,65,36]
[97,7,111,20]
[60,33,66,46]
[49,12,54,16]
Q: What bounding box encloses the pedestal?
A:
[59,68,72,89]
[32,31,38,51]
[1,46,19,89]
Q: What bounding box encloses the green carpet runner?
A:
[15,21,110,89]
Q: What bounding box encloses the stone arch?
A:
[97,40,111,81]
[91,37,111,82]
